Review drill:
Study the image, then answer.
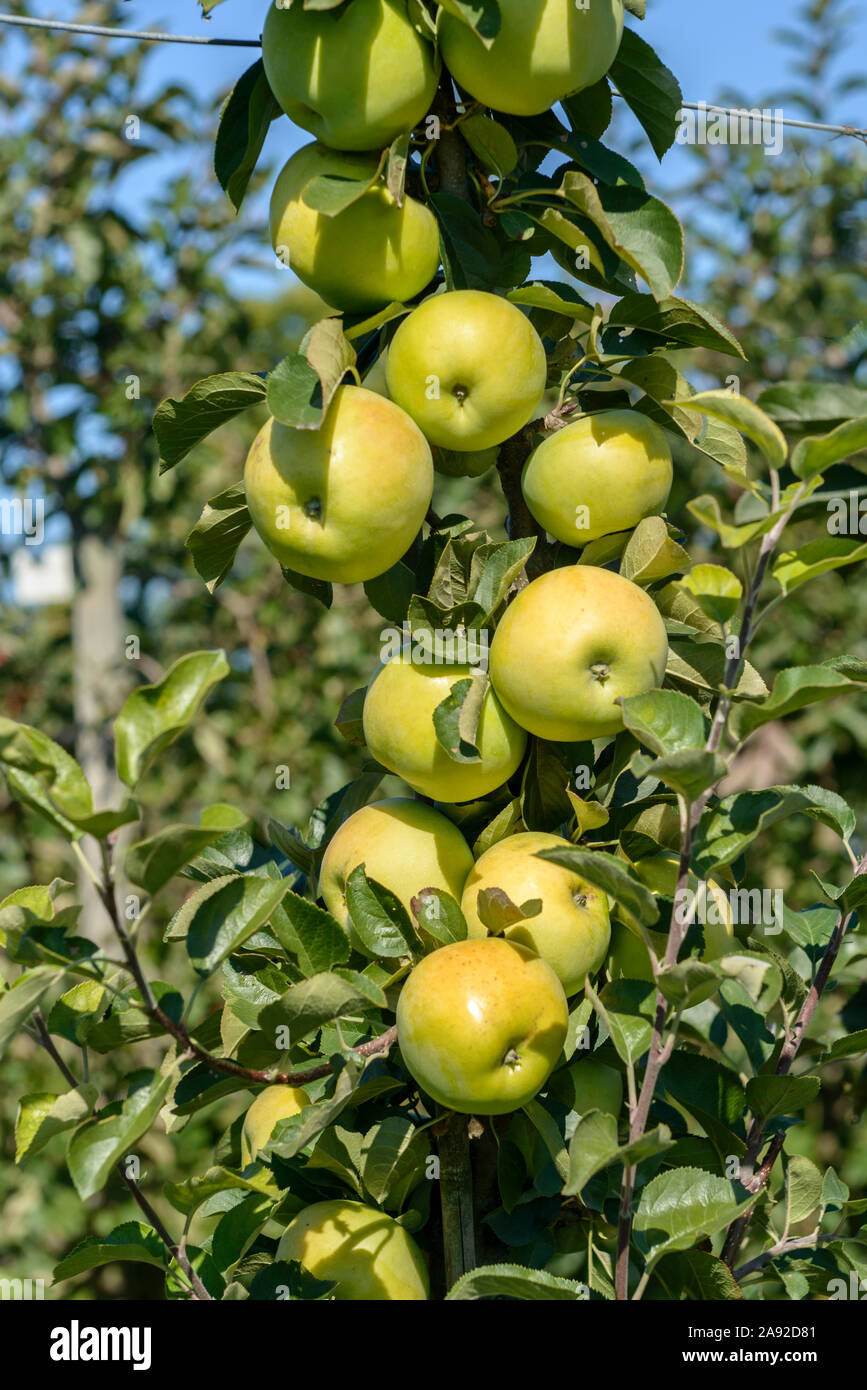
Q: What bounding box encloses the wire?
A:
[0,12,865,141]
[0,12,261,45]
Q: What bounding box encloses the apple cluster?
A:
[236,0,679,1297]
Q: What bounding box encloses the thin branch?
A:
[0,13,260,46]
[118,1169,213,1301]
[33,1010,78,1087]
[734,1230,836,1282]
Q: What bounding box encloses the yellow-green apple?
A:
[241,1085,311,1165]
[438,0,624,117]
[270,143,440,313]
[262,0,440,151]
[547,1057,623,1117]
[244,386,433,584]
[522,411,673,546]
[460,831,610,995]
[363,652,527,802]
[319,798,474,949]
[277,1199,429,1301]
[489,565,668,741]
[385,290,548,450]
[396,937,568,1114]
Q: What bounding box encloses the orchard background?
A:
[0,0,866,1304]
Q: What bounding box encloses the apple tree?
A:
[3,0,867,1302]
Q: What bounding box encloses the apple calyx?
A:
[303,497,323,520]
[590,662,611,685]
[452,384,470,404]
[503,1048,521,1067]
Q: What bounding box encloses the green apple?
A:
[262,0,440,152]
[439,0,624,117]
[385,290,548,451]
[270,143,440,313]
[460,831,610,995]
[522,410,673,546]
[548,1057,623,1118]
[244,386,433,584]
[319,798,475,950]
[396,937,568,1114]
[241,1084,311,1165]
[362,651,527,803]
[489,565,668,741]
[276,1199,429,1301]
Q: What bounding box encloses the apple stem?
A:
[438,1116,477,1289]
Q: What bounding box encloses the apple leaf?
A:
[730,665,867,741]
[681,564,743,625]
[281,567,334,609]
[386,133,409,205]
[53,1222,167,1284]
[344,866,418,958]
[15,1085,98,1163]
[610,293,745,358]
[300,152,382,216]
[693,785,856,875]
[460,114,518,177]
[667,390,788,471]
[507,280,594,323]
[686,494,785,549]
[758,380,867,426]
[214,59,282,213]
[268,317,357,431]
[438,0,501,44]
[433,672,488,764]
[411,889,468,945]
[630,748,727,803]
[650,1250,744,1301]
[266,1056,367,1161]
[68,1069,177,1201]
[562,80,614,140]
[154,372,267,473]
[446,1264,586,1301]
[620,689,707,758]
[538,848,659,927]
[790,415,867,480]
[745,1074,821,1122]
[610,27,682,159]
[474,887,541,935]
[114,650,229,788]
[186,874,290,977]
[772,536,867,595]
[258,969,387,1047]
[635,1168,754,1260]
[620,516,690,586]
[126,823,240,897]
[334,687,367,748]
[185,481,251,594]
[561,171,684,300]
[623,0,646,18]
[565,1113,673,1196]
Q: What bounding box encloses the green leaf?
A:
[564,1109,618,1194]
[521,738,592,834]
[211,1193,276,1273]
[598,980,655,1065]
[772,537,867,595]
[538,848,659,927]
[668,390,787,471]
[126,823,237,896]
[359,1116,429,1207]
[695,786,856,873]
[186,875,289,977]
[630,748,727,803]
[259,971,387,1047]
[758,380,867,426]
[53,1222,167,1284]
[561,171,684,300]
[649,1250,743,1301]
[0,968,63,1057]
[446,1264,587,1301]
[460,114,518,176]
[15,1085,98,1162]
[433,672,488,764]
[270,893,350,975]
[608,294,745,358]
[609,27,683,160]
[656,959,720,1009]
[681,564,743,625]
[185,481,252,594]
[562,80,614,140]
[507,281,594,324]
[68,1070,177,1201]
[786,1155,824,1227]
[686,494,785,550]
[345,866,416,958]
[0,718,93,837]
[620,516,690,586]
[823,1030,867,1063]
[523,1099,570,1182]
[731,666,866,741]
[115,650,229,788]
[474,887,541,935]
[267,318,357,431]
[46,981,107,1044]
[411,889,468,945]
[791,417,867,480]
[214,59,282,212]
[154,373,267,473]
[438,0,501,44]
[470,538,536,616]
[745,1074,821,1122]
[635,1168,754,1259]
[267,1056,366,1160]
[300,154,381,216]
[620,689,707,757]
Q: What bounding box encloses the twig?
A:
[734,1230,836,1281]
[0,13,260,45]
